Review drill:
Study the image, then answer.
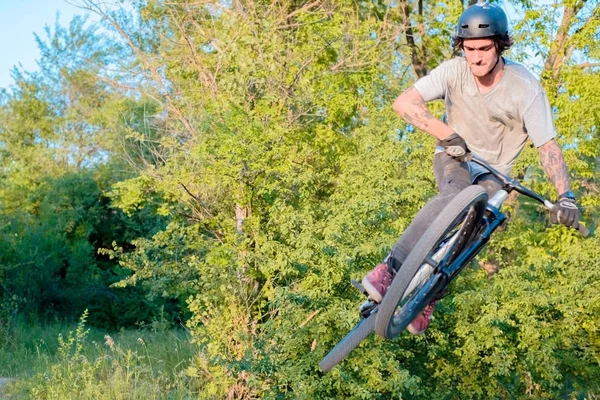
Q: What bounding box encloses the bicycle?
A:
[319,154,589,372]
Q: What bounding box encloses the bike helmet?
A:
[456,3,509,39]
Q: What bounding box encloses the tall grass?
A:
[0,310,203,399]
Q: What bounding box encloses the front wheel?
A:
[375,185,488,339]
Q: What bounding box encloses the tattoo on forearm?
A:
[400,87,436,131]
[538,140,571,195]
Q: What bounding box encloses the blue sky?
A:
[0,0,91,89]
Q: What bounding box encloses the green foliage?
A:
[1,314,201,399]
[421,227,600,399]
[0,171,173,327]
[0,14,176,328]
[0,0,598,398]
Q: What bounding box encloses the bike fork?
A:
[400,233,459,301]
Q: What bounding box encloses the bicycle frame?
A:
[437,196,506,282]
[401,202,502,299]
[404,154,564,298]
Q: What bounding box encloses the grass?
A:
[0,311,204,399]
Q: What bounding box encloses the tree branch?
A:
[542,0,586,86]
[75,0,199,137]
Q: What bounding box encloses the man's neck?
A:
[475,57,505,93]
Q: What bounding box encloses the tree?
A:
[49,0,600,397]
[0,14,173,327]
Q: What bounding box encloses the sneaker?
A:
[407,300,437,335]
[361,263,393,303]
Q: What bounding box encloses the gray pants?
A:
[387,152,501,270]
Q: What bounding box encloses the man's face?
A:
[463,38,499,77]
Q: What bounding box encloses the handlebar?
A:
[468,154,590,237]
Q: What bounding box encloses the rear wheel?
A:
[375,185,488,339]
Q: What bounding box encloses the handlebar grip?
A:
[577,223,590,237]
[548,203,590,237]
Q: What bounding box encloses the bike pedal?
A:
[359,300,377,317]
[351,279,367,296]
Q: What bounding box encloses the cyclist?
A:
[362,2,580,335]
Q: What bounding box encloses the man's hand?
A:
[439,133,469,161]
[551,192,580,229]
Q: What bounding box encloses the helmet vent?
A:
[479,24,490,28]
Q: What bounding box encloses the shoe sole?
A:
[406,323,426,335]
[361,277,383,303]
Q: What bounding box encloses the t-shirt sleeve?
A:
[522,90,557,147]
[413,60,454,102]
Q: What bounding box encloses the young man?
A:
[362,3,580,335]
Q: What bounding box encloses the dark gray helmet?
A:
[456,3,509,39]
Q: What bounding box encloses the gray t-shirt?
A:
[414,57,556,175]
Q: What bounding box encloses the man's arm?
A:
[392,87,454,141]
[537,139,571,196]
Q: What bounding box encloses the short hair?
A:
[452,34,514,55]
